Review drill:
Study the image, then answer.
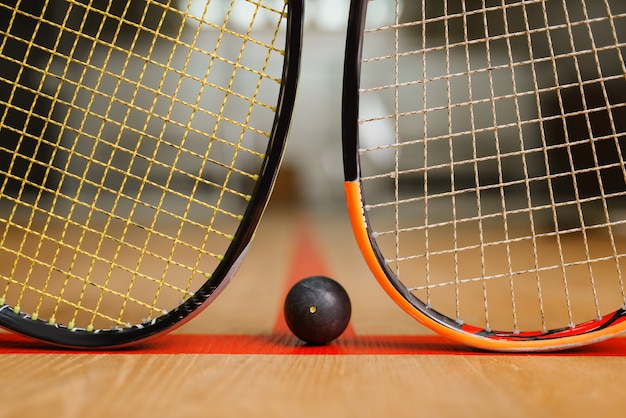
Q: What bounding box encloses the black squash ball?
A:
[283,276,351,345]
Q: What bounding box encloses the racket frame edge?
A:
[344,181,626,352]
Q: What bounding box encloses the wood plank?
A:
[2,352,626,418]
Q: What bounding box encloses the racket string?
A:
[72,1,177,326]
[55,0,188,326]
[506,0,548,332]
[419,0,432,309]
[393,0,400,290]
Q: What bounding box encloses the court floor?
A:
[2,199,626,418]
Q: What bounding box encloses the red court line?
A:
[1,333,626,355]
[272,220,355,338]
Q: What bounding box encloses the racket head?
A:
[0,0,303,348]
[342,0,626,351]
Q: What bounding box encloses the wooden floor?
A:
[2,200,626,418]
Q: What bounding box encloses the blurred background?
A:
[272,0,354,208]
[0,0,362,211]
[0,0,624,214]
